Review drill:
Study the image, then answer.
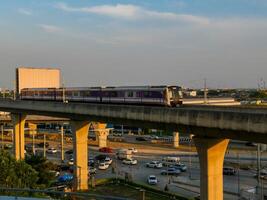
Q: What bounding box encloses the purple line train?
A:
[20,86,183,107]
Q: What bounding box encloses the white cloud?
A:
[55,3,210,25]
[38,24,63,33]
[18,8,32,16]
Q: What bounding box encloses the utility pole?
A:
[204,78,207,104]
[32,130,35,155]
[43,133,46,158]
[257,143,261,198]
[237,152,240,198]
[13,80,16,100]
[1,124,4,149]
[61,125,64,162]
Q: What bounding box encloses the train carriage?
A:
[20,86,183,107]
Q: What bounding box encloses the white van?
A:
[162,156,180,166]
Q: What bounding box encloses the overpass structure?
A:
[0,99,267,200]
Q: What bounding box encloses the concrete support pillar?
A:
[94,123,109,148]
[71,120,90,191]
[173,132,179,148]
[96,130,109,148]
[28,122,37,135]
[193,136,229,200]
[261,144,267,152]
[11,113,26,160]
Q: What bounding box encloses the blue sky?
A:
[0,0,267,88]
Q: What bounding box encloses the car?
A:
[57,173,73,183]
[150,135,159,140]
[36,142,49,148]
[161,168,181,176]
[170,163,187,172]
[104,157,112,165]
[68,158,74,166]
[146,161,163,168]
[47,148,57,154]
[95,154,109,162]
[59,164,71,172]
[136,137,147,141]
[88,167,97,175]
[147,175,158,185]
[99,147,113,153]
[49,170,60,177]
[65,150,73,155]
[4,144,13,149]
[223,167,236,175]
[122,158,138,165]
[88,159,95,166]
[253,169,267,179]
[98,162,109,170]
[245,142,257,147]
[128,148,138,153]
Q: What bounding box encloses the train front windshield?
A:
[169,87,183,100]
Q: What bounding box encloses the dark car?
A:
[36,142,49,148]
[99,147,112,153]
[4,144,13,149]
[161,168,181,176]
[136,137,147,141]
[59,164,71,172]
[65,150,73,155]
[223,167,236,175]
[95,154,108,161]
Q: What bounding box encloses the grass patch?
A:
[87,178,189,200]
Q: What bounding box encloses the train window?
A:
[143,91,149,98]
[73,91,79,97]
[110,91,117,97]
[127,91,133,97]
[81,91,91,97]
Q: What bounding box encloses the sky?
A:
[0,0,267,89]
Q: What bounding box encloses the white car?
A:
[98,162,109,170]
[122,158,137,165]
[128,148,138,153]
[146,161,163,168]
[68,158,74,165]
[104,157,113,165]
[147,175,158,185]
[46,148,57,154]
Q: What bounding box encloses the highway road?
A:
[3,134,267,200]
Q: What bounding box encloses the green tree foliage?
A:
[249,91,267,99]
[25,155,57,187]
[0,150,38,188]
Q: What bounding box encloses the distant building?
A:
[16,67,61,94]
[184,90,197,97]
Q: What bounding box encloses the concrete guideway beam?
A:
[193,136,229,200]
[173,132,179,148]
[71,120,90,191]
[11,113,26,160]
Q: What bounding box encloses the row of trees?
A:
[0,150,57,189]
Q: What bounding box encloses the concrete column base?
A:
[193,136,229,200]
[11,113,26,160]
[173,132,179,148]
[96,130,109,148]
[94,123,109,148]
[71,120,90,191]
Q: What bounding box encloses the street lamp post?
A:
[1,124,4,149]
[32,130,36,155]
[61,125,64,162]
[237,152,240,199]
[43,133,46,158]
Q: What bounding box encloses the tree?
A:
[25,155,57,187]
[249,91,267,99]
[0,150,38,188]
